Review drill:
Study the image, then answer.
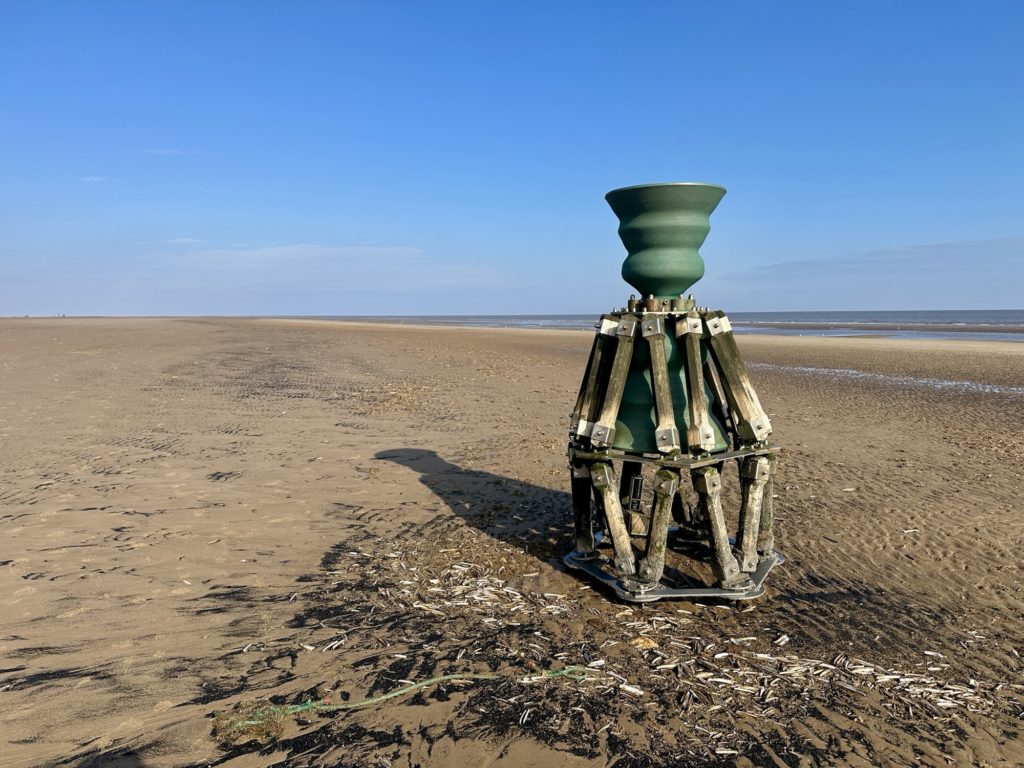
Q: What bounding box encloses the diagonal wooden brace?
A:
[637,467,681,586]
[702,310,772,443]
[590,461,636,576]
[589,316,638,448]
[704,353,737,446]
[642,315,681,453]
[757,453,778,557]
[736,456,770,571]
[692,466,747,588]
[570,461,596,556]
[570,330,600,436]
[570,315,618,439]
[677,311,716,453]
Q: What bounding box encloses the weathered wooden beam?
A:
[570,332,600,431]
[590,316,638,448]
[692,466,747,588]
[701,310,772,443]
[590,461,636,576]
[570,461,596,556]
[677,311,716,453]
[637,467,681,586]
[757,453,778,557]
[642,315,681,454]
[703,352,737,447]
[735,456,770,571]
[570,315,619,439]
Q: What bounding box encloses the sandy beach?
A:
[1,317,1022,768]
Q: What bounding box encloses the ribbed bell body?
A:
[606,182,726,300]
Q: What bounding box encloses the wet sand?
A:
[1,317,1022,767]
[733,321,1024,335]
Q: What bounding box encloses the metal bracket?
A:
[641,316,665,337]
[571,462,592,480]
[617,315,639,337]
[598,317,619,336]
[744,419,771,442]
[693,470,722,494]
[572,417,594,439]
[590,423,615,445]
[741,457,771,480]
[685,316,703,335]
[655,425,681,450]
[706,314,733,335]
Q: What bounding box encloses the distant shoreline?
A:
[6,312,1024,341]
[733,320,1024,334]
[311,312,1024,342]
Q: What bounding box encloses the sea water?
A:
[324,309,1024,342]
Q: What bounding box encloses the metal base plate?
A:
[563,549,784,603]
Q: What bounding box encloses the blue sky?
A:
[2,1,1022,315]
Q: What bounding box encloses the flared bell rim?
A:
[605,181,727,200]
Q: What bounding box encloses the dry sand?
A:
[1,317,1022,768]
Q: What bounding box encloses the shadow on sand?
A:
[47,749,147,768]
[374,448,573,565]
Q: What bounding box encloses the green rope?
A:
[226,665,589,729]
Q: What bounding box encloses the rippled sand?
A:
[1,318,1022,767]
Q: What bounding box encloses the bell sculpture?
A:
[565,183,783,602]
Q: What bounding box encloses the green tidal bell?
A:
[605,183,729,453]
[564,181,782,601]
[606,182,726,300]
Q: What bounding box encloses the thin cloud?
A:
[150,243,504,298]
[80,176,107,183]
[163,238,204,245]
[183,243,422,264]
[140,148,187,156]
[748,237,1024,279]
[702,237,1024,310]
